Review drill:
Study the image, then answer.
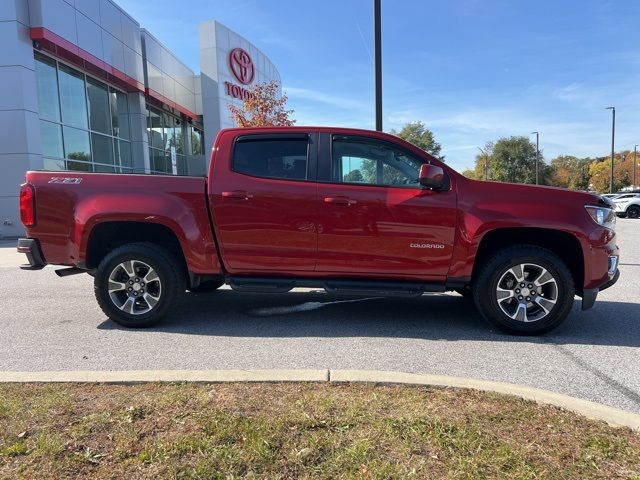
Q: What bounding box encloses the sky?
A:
[116,0,640,172]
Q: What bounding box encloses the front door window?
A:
[332,136,425,188]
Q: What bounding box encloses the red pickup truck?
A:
[18,127,619,334]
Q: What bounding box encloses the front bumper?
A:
[582,264,620,311]
[17,238,46,270]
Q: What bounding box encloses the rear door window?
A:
[233,136,309,181]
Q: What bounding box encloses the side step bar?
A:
[55,267,88,277]
[227,276,445,297]
[228,277,297,293]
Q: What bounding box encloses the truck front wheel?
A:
[94,243,184,328]
[473,245,575,335]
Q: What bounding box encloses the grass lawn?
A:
[1,382,639,479]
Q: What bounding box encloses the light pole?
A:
[606,106,615,193]
[634,145,638,189]
[531,131,539,184]
[374,0,382,131]
[478,146,489,180]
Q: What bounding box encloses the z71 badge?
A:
[48,177,82,184]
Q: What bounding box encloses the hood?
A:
[461,177,608,207]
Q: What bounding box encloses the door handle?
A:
[222,190,253,200]
[324,196,357,206]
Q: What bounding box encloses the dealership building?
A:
[0,0,281,237]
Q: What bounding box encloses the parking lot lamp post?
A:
[531,131,539,184]
[606,107,615,193]
[634,145,638,189]
[374,0,382,131]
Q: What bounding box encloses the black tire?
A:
[188,279,224,293]
[472,245,575,335]
[94,242,185,328]
[627,205,640,219]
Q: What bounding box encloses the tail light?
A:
[19,183,36,227]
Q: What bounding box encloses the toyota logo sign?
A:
[229,48,255,85]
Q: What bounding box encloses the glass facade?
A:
[34,52,205,176]
[146,106,203,175]
[34,52,133,173]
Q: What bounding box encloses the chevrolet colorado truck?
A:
[18,127,620,334]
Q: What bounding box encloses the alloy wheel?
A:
[107,260,162,315]
[495,263,558,323]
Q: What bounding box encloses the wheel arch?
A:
[84,222,189,282]
[472,227,585,296]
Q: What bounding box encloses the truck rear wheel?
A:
[473,245,575,335]
[94,243,184,328]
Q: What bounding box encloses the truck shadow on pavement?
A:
[97,290,640,347]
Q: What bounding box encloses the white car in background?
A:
[613,193,640,218]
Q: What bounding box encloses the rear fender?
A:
[76,193,221,274]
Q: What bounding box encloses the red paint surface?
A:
[23,172,220,274]
[228,48,254,85]
[21,127,618,292]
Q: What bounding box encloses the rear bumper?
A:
[17,238,46,270]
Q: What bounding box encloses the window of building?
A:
[110,90,130,140]
[34,54,60,122]
[233,137,309,181]
[33,53,133,173]
[190,127,204,155]
[87,77,110,134]
[146,106,189,175]
[58,64,88,130]
[331,136,424,187]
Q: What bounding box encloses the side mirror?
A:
[419,164,446,190]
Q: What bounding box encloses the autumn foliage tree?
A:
[548,155,591,190]
[228,80,295,127]
[588,153,632,193]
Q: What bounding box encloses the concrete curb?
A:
[1,368,639,430]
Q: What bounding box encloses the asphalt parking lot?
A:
[1,219,639,413]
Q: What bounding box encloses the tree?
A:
[489,136,544,184]
[548,155,591,190]
[617,152,635,188]
[461,168,478,178]
[391,121,443,160]
[588,153,631,193]
[228,80,295,127]
[462,137,547,184]
[343,169,363,182]
[463,142,494,180]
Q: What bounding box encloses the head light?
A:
[585,205,615,229]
